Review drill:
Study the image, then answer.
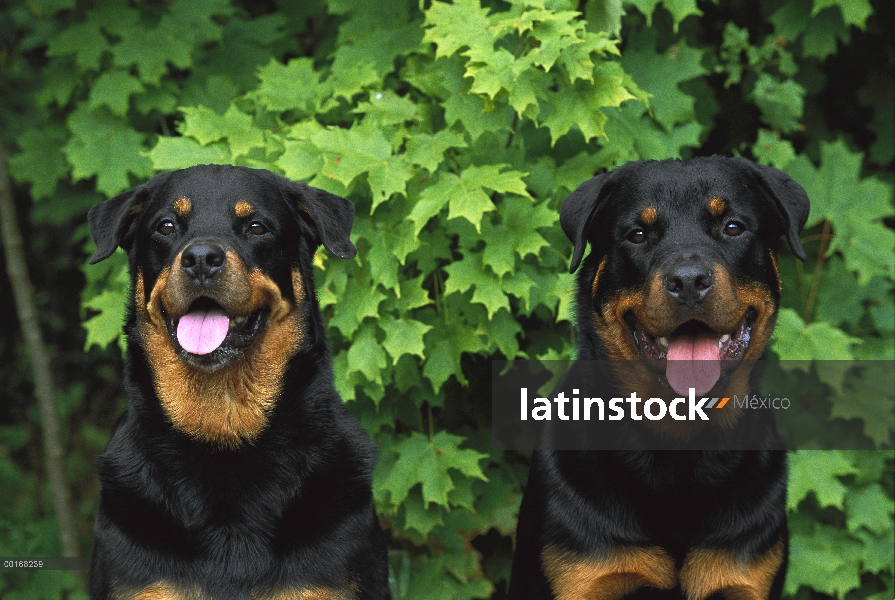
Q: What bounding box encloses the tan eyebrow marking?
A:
[640,206,657,225]
[234,200,253,218]
[173,197,191,216]
[708,197,725,216]
[129,203,143,216]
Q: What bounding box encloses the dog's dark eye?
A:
[249,222,268,236]
[157,220,176,235]
[724,221,745,236]
[627,228,646,243]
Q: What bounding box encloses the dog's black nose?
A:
[665,264,713,306]
[181,242,226,282]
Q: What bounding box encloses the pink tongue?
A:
[666,332,721,397]
[176,310,229,355]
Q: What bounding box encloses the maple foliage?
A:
[1,0,892,597]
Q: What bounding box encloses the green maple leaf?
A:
[464,50,541,118]
[829,362,895,447]
[752,74,804,133]
[362,225,402,293]
[149,137,231,171]
[8,127,70,201]
[621,30,706,132]
[64,106,153,196]
[46,21,109,71]
[408,174,452,237]
[787,449,856,509]
[786,140,895,284]
[443,93,511,142]
[248,57,327,114]
[405,130,467,174]
[353,90,418,127]
[423,0,495,59]
[311,122,392,188]
[846,484,895,535]
[378,431,486,509]
[179,105,265,159]
[812,0,872,29]
[627,0,702,31]
[346,322,387,378]
[771,308,859,360]
[786,524,863,597]
[481,226,517,279]
[82,289,128,353]
[803,7,852,59]
[770,0,811,41]
[112,28,192,84]
[542,61,636,144]
[381,317,433,362]
[276,139,324,182]
[328,276,387,337]
[444,251,509,318]
[597,103,702,165]
[368,156,412,211]
[402,492,445,536]
[752,129,796,169]
[81,249,130,354]
[419,169,497,233]
[87,70,145,117]
[395,275,432,311]
[499,195,557,258]
[422,320,487,390]
[855,525,895,575]
[488,308,522,359]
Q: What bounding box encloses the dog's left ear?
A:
[285,181,357,259]
[739,160,810,261]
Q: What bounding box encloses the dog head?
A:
[87,164,356,446]
[560,157,809,406]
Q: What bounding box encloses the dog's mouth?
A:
[162,297,269,370]
[626,309,756,396]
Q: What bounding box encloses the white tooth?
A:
[720,334,730,343]
[234,316,246,325]
[658,337,669,349]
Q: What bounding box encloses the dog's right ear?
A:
[560,171,616,273]
[87,182,152,264]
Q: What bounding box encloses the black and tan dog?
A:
[87,165,390,599]
[509,157,809,599]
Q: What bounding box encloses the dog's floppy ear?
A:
[87,181,155,264]
[560,171,616,273]
[286,182,357,259]
[739,160,810,261]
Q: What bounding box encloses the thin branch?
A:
[0,135,80,559]
[804,219,832,324]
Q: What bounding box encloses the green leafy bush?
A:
[1,0,891,597]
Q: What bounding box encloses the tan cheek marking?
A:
[708,197,725,217]
[769,248,781,292]
[591,256,608,298]
[173,197,191,216]
[679,540,784,600]
[542,545,676,600]
[136,263,305,448]
[234,200,254,218]
[640,206,657,226]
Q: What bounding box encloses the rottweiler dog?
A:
[509,157,810,599]
[86,165,390,599]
